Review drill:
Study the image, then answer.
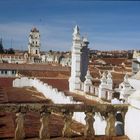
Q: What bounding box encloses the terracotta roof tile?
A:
[5,87,51,103]
[20,70,70,78]
[0,63,70,71]
[92,58,130,66]
[0,78,15,87]
[41,78,69,91]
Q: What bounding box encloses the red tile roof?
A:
[0,63,70,71]
[92,58,131,66]
[41,78,69,91]
[5,87,51,103]
[0,78,15,87]
[20,70,70,78]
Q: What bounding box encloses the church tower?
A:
[69,25,82,92]
[28,27,40,56]
[80,36,89,82]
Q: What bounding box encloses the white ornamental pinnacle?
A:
[83,36,88,43]
[133,50,138,59]
[69,25,82,92]
[107,71,112,83]
[85,70,93,81]
[107,71,113,90]
[82,32,89,41]
[124,74,131,87]
[73,25,81,41]
[124,74,128,82]
[107,71,112,80]
[101,72,107,83]
[81,36,89,47]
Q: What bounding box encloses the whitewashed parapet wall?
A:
[13,77,79,104]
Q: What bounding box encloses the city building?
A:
[0,25,139,140]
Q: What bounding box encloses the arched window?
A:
[36,50,38,54]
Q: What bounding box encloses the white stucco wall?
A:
[124,81,140,140]
[125,106,140,140]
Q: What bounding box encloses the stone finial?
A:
[83,36,88,42]
[123,73,131,88]
[73,25,80,40]
[107,71,112,79]
[82,35,89,43]
[133,50,138,59]
[107,71,113,85]
[85,70,93,81]
[124,74,128,83]
[84,70,93,93]
[101,72,107,84]
[73,25,80,34]
[81,35,89,48]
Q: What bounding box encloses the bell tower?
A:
[28,27,40,56]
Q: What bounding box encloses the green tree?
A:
[6,48,15,54]
[0,38,4,53]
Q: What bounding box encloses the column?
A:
[39,112,51,140]
[105,112,116,136]
[84,112,95,138]
[62,111,73,137]
[15,112,25,140]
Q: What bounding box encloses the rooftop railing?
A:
[0,103,128,140]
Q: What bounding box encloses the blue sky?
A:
[0,0,140,51]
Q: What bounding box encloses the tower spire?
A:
[73,25,80,41]
[69,25,82,92]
